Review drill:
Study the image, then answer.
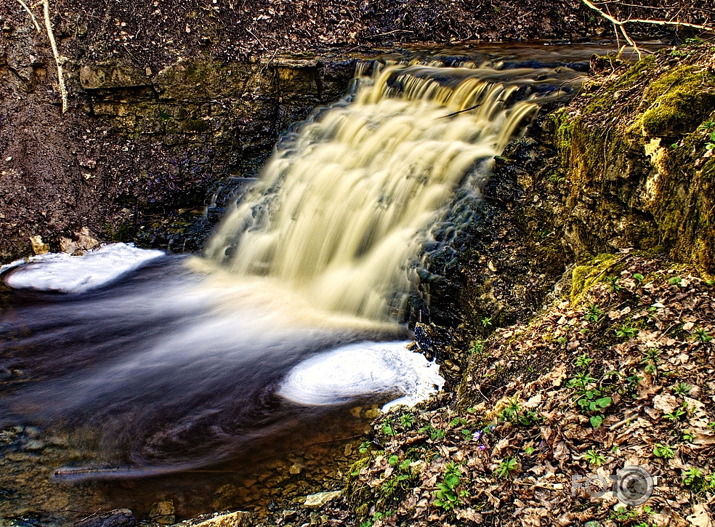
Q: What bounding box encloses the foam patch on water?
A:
[2,243,164,293]
[277,341,444,410]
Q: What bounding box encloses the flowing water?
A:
[0,49,588,523]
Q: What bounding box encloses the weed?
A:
[706,130,715,151]
[668,276,683,286]
[681,467,715,493]
[419,424,446,441]
[434,463,466,510]
[694,329,713,343]
[615,324,639,339]
[640,348,660,374]
[605,276,623,292]
[673,382,693,395]
[653,443,675,459]
[663,407,687,421]
[584,449,606,467]
[400,414,415,429]
[494,457,518,479]
[470,339,485,355]
[480,316,493,327]
[497,398,539,426]
[575,354,594,368]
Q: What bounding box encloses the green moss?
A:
[570,254,620,305]
[630,65,715,138]
[583,56,656,115]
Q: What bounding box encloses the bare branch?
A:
[580,0,715,60]
[14,0,41,32]
[41,0,68,113]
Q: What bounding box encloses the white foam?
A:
[2,243,164,293]
[277,341,443,410]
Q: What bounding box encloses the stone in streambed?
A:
[303,490,342,508]
[74,509,135,527]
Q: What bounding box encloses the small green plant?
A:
[359,510,394,527]
[494,457,519,478]
[434,463,466,510]
[641,348,660,374]
[605,276,622,292]
[615,324,639,339]
[663,406,687,421]
[668,276,683,286]
[382,423,396,436]
[586,304,604,323]
[653,443,675,459]
[694,329,713,343]
[419,424,446,441]
[683,467,706,489]
[497,398,539,426]
[400,413,415,428]
[632,273,644,283]
[590,415,604,428]
[524,446,535,455]
[673,382,693,395]
[568,372,597,389]
[470,339,485,355]
[449,417,468,428]
[480,316,493,327]
[705,130,715,151]
[682,430,694,443]
[575,354,594,368]
[584,449,606,467]
[610,506,639,522]
[556,336,567,346]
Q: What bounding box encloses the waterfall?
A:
[0,56,583,485]
[203,61,577,322]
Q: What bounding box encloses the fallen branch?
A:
[42,0,68,113]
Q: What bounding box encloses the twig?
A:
[41,0,68,113]
[581,0,715,61]
[581,0,643,59]
[15,0,41,32]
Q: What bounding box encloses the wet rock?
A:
[29,236,49,255]
[74,509,135,527]
[176,511,252,527]
[303,490,342,508]
[149,501,175,525]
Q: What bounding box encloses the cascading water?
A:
[202,62,578,322]
[0,52,584,521]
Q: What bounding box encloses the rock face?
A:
[554,47,715,271]
[0,29,355,260]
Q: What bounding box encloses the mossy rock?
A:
[570,253,620,305]
[630,65,715,138]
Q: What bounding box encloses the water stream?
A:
[0,48,589,523]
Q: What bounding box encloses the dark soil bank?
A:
[1,0,712,261]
